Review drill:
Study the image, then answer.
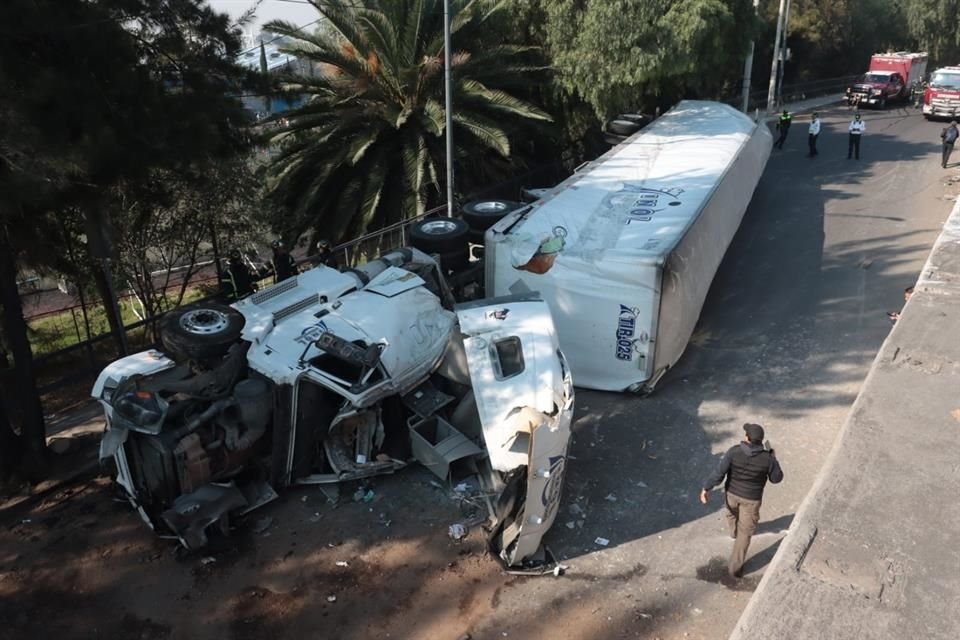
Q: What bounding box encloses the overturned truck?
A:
[93,249,573,567]
[485,100,772,393]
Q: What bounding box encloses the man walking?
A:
[700,423,784,579]
[774,109,792,149]
[848,113,865,159]
[808,113,821,157]
[941,120,958,168]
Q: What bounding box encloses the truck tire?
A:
[461,200,522,232]
[160,303,245,361]
[607,119,641,136]
[409,218,470,255]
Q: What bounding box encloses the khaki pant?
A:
[724,492,761,577]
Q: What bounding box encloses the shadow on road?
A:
[543,105,941,568]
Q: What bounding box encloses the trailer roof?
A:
[506,101,761,266]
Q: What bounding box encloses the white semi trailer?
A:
[485,101,772,393]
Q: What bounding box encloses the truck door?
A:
[455,294,575,566]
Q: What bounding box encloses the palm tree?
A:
[262,0,552,243]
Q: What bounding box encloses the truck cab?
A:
[847,52,928,109]
[846,71,905,109]
[923,67,960,119]
[92,248,574,567]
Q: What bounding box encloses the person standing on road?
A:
[700,423,784,579]
[848,113,865,160]
[271,240,297,283]
[941,121,958,168]
[775,110,792,150]
[808,113,821,157]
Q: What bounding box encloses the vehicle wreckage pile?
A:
[93,248,574,567]
[93,100,771,568]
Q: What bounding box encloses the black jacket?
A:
[703,442,783,501]
[272,250,297,282]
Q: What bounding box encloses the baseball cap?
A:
[743,423,765,442]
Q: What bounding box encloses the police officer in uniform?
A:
[808,112,821,157]
[774,109,792,149]
[848,113,865,160]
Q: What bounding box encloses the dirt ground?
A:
[0,467,523,640]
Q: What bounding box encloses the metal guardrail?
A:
[730,75,860,112]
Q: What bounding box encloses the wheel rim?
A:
[179,309,230,335]
[420,220,459,235]
[473,201,508,213]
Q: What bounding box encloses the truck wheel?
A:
[461,200,522,232]
[160,303,245,361]
[409,218,470,255]
[607,119,641,136]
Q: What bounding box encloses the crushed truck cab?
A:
[92,248,573,567]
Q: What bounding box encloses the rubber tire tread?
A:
[160,303,245,361]
[461,200,523,232]
[608,119,641,136]
[409,218,470,254]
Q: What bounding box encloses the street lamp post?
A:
[443,0,454,217]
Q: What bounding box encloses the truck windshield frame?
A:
[931,73,960,91]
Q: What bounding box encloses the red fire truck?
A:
[922,66,960,119]
[846,52,928,109]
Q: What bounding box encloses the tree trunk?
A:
[84,209,128,356]
[0,391,22,481]
[0,225,48,479]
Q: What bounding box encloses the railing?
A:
[321,159,568,268]
[729,75,860,112]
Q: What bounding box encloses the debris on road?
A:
[200,556,216,566]
[448,523,468,541]
[594,537,610,546]
[604,493,617,502]
[326,595,337,603]
[335,561,349,567]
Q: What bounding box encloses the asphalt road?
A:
[472,101,958,639]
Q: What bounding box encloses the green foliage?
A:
[262,0,553,243]
[905,0,960,66]
[781,0,907,81]
[536,0,756,118]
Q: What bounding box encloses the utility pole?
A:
[766,0,788,112]
[443,0,455,217]
[740,0,761,112]
[775,0,792,106]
